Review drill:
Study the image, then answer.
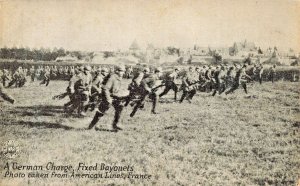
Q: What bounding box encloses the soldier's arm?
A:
[133,72,143,85]
[141,78,152,92]
[92,77,102,93]
[102,77,113,104]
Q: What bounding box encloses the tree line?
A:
[0,47,92,61]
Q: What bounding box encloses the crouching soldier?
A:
[129,67,163,117]
[87,64,128,131]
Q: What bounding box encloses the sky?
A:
[1,0,299,51]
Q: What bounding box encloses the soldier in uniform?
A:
[129,67,163,117]
[212,66,227,96]
[258,64,264,84]
[74,65,93,116]
[1,69,11,87]
[225,64,252,95]
[29,66,36,82]
[179,66,198,103]
[89,67,110,111]
[124,67,150,107]
[159,67,180,101]
[88,64,128,131]
[268,65,276,83]
[40,66,51,86]
[7,67,22,88]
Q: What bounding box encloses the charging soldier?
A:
[179,66,198,103]
[159,67,180,101]
[212,66,226,96]
[88,64,127,131]
[130,67,163,117]
[124,67,150,107]
[74,65,93,116]
[226,64,251,95]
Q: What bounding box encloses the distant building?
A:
[129,40,140,54]
[229,40,256,56]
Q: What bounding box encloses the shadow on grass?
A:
[9,105,63,117]
[8,120,74,130]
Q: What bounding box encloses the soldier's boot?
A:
[151,96,159,114]
[174,90,177,101]
[212,89,217,96]
[88,111,104,130]
[112,107,123,131]
[130,104,139,117]
[179,91,187,103]
[243,84,248,94]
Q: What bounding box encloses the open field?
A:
[0,80,299,185]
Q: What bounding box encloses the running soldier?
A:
[74,65,93,116]
[268,65,276,83]
[225,64,252,95]
[159,67,180,101]
[179,66,198,103]
[40,66,51,86]
[88,64,128,131]
[89,67,110,110]
[129,67,163,117]
[258,64,264,84]
[212,66,226,96]
[124,67,150,107]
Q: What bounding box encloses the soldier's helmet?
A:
[79,66,84,72]
[115,64,126,72]
[155,67,163,73]
[101,67,109,73]
[143,67,150,73]
[84,65,91,71]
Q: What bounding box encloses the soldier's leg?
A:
[219,83,226,95]
[259,75,262,84]
[150,93,158,114]
[242,83,248,94]
[7,79,15,88]
[179,90,188,103]
[225,83,239,95]
[187,89,196,100]
[112,101,124,130]
[170,82,178,100]
[45,78,50,86]
[88,101,110,129]
[130,93,147,117]
[212,84,218,96]
[0,84,15,104]
[159,85,171,98]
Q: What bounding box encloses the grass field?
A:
[0,79,299,185]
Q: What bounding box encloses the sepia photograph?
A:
[0,0,299,185]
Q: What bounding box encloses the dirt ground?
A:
[0,80,299,185]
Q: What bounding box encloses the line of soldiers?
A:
[1,62,278,132]
[55,62,275,132]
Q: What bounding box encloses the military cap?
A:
[84,65,92,71]
[101,67,109,73]
[115,64,126,71]
[143,67,150,72]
